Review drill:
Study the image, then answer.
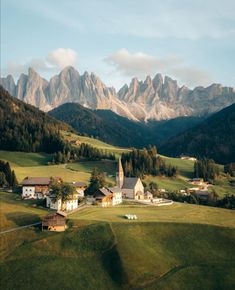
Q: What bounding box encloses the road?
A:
[0,222,41,235]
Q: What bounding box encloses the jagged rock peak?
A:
[0,67,235,121]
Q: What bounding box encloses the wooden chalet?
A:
[41,211,67,232]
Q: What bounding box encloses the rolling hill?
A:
[0,86,71,153]
[159,103,235,164]
[1,192,235,290]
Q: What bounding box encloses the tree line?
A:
[194,158,220,181]
[0,160,18,187]
[121,146,178,178]
[52,143,115,164]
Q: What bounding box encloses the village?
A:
[18,158,214,232]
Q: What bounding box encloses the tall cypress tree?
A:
[11,170,18,187]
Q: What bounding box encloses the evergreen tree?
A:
[11,170,18,187]
[4,162,12,186]
[0,172,7,187]
[86,167,106,195]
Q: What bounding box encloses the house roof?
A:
[57,211,67,217]
[96,188,111,197]
[70,182,87,187]
[21,177,51,186]
[122,177,139,189]
[42,212,66,226]
[145,191,153,196]
[108,187,121,193]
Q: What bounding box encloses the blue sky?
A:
[1,0,235,90]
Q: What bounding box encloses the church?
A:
[116,158,146,200]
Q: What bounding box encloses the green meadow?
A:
[1,135,234,194]
[0,192,235,290]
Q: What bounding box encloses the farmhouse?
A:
[46,193,79,211]
[192,190,217,204]
[69,181,87,197]
[41,211,67,231]
[94,187,122,207]
[21,177,52,199]
[116,158,145,199]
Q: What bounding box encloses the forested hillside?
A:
[49,103,204,148]
[0,86,71,153]
[160,103,235,164]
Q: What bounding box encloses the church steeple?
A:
[116,157,124,188]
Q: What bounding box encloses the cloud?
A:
[47,48,78,69]
[104,48,181,78]
[4,48,78,77]
[105,48,213,88]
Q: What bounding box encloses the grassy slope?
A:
[62,131,131,154]
[1,132,234,193]
[1,193,235,290]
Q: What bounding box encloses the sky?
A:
[1,0,235,90]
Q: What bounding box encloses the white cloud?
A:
[47,48,78,69]
[105,48,213,88]
[4,48,78,77]
[104,48,181,78]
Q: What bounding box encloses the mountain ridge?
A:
[1,66,235,121]
[159,103,235,164]
[49,102,206,148]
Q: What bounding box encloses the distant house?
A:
[69,181,87,197]
[46,193,79,211]
[116,158,145,200]
[188,178,205,186]
[181,156,197,161]
[70,139,81,146]
[21,177,55,199]
[192,190,216,204]
[94,187,122,207]
[41,211,67,231]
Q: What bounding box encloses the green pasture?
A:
[0,192,235,290]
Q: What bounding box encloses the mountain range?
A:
[1,66,235,121]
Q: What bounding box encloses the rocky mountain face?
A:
[1,66,235,121]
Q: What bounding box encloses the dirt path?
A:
[0,222,41,235]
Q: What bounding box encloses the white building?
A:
[21,177,52,199]
[46,195,79,211]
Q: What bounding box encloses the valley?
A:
[1,2,235,290]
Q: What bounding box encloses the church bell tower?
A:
[116,158,124,188]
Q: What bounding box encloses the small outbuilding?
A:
[41,211,67,232]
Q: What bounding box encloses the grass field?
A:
[62,131,130,154]
[0,151,51,167]
[0,192,235,290]
[1,149,234,195]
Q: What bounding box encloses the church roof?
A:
[123,177,139,189]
